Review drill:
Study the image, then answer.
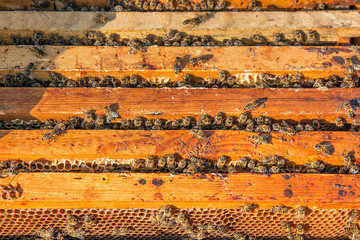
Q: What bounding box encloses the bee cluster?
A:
[345,210,360,240]
[0,183,22,200]
[281,222,306,240]
[1,152,359,176]
[2,69,357,89]
[8,29,329,48]
[37,213,95,240]
[26,0,230,12]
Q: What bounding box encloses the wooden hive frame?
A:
[1,1,360,239]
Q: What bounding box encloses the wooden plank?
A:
[0,46,358,80]
[0,173,359,209]
[1,11,360,44]
[0,88,359,122]
[0,130,359,165]
[0,0,356,10]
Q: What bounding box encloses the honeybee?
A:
[212,112,224,128]
[247,160,256,169]
[166,154,177,170]
[216,155,227,169]
[307,30,319,44]
[79,163,94,173]
[95,115,105,129]
[306,159,325,172]
[189,129,205,140]
[174,57,181,74]
[37,228,55,240]
[268,165,280,174]
[184,163,198,176]
[314,143,332,156]
[242,202,258,212]
[104,106,119,123]
[196,230,206,239]
[84,214,94,227]
[279,120,296,139]
[297,206,307,219]
[131,159,145,170]
[343,102,357,119]
[216,225,229,235]
[238,157,249,168]
[349,210,359,224]
[145,156,156,170]
[244,98,267,111]
[294,30,305,44]
[281,222,291,232]
[272,123,281,131]
[312,119,321,130]
[334,116,345,128]
[177,212,186,223]
[344,154,353,170]
[81,111,95,129]
[247,0,261,11]
[251,165,267,173]
[250,134,271,146]
[189,56,207,66]
[296,225,305,235]
[304,124,314,132]
[93,13,109,24]
[158,157,167,170]
[152,118,163,130]
[66,214,79,226]
[177,159,187,171]
[42,130,59,142]
[271,204,289,214]
[233,232,246,240]
[183,13,211,27]
[112,227,129,235]
[256,124,271,133]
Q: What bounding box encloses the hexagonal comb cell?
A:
[0,208,352,239]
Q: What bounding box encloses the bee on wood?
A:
[84,214,94,227]
[305,159,325,173]
[94,115,105,129]
[166,154,177,170]
[237,157,249,169]
[180,117,193,129]
[216,155,227,170]
[297,206,307,219]
[304,124,314,132]
[164,0,173,10]
[247,0,261,11]
[145,156,156,170]
[81,111,95,129]
[157,157,167,170]
[294,30,305,44]
[281,222,291,232]
[131,159,145,170]
[343,153,354,170]
[237,112,249,125]
[251,165,267,174]
[149,0,157,10]
[177,159,187,171]
[244,98,267,111]
[184,163,198,176]
[271,204,289,214]
[242,202,258,212]
[333,116,345,129]
[174,57,181,74]
[189,129,205,140]
[152,118,163,130]
[215,0,227,10]
[251,34,267,45]
[268,165,280,174]
[104,106,119,123]
[314,143,332,156]
[256,124,271,133]
[307,30,320,44]
[250,134,271,146]
[31,46,46,57]
[279,120,296,140]
[189,56,207,66]
[42,130,59,142]
[37,228,55,240]
[296,225,305,235]
[212,112,224,128]
[183,13,212,27]
[343,102,357,119]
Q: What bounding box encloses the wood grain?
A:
[1,11,360,44]
[0,46,358,80]
[0,130,359,165]
[0,0,357,10]
[0,172,359,209]
[0,88,359,122]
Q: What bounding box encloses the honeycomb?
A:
[0,208,351,239]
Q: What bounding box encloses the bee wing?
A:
[110,111,119,118]
[281,119,291,128]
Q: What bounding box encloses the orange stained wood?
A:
[0,46,358,80]
[0,88,359,122]
[0,130,359,165]
[0,0,357,10]
[0,173,359,209]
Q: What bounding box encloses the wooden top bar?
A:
[0,130,359,165]
[0,173,359,209]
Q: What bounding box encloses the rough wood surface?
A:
[0,0,357,10]
[0,46,358,80]
[0,88,359,122]
[1,11,360,44]
[0,130,359,165]
[0,173,359,209]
